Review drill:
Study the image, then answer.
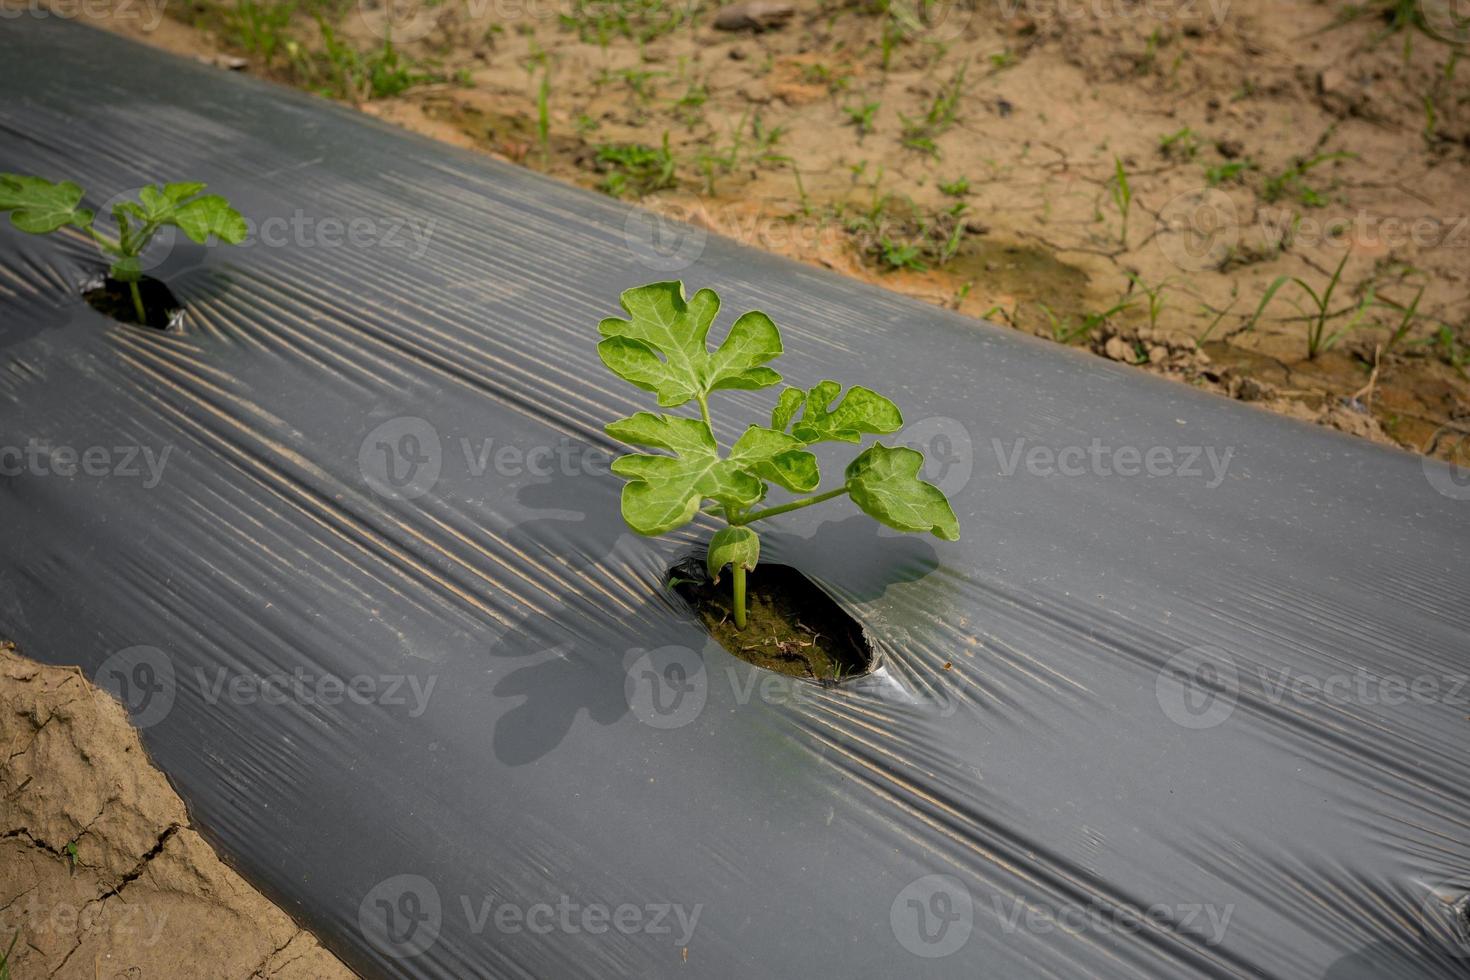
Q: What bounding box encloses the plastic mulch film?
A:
[2,18,1469,979]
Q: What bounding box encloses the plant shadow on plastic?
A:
[485,452,939,765]
[666,556,872,683]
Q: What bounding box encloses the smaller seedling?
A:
[1296,252,1374,358]
[65,841,78,874]
[1037,298,1135,345]
[844,101,880,136]
[217,0,294,64]
[899,61,968,157]
[1250,253,1371,358]
[0,929,17,980]
[595,135,677,198]
[1125,272,1171,329]
[1262,152,1356,208]
[878,237,927,271]
[1158,127,1198,161]
[1382,285,1427,355]
[536,68,552,167]
[1425,326,1470,378]
[939,176,970,197]
[1205,160,1256,186]
[0,175,247,324]
[598,282,959,630]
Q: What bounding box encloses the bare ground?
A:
[15,0,1470,464]
[0,642,355,979]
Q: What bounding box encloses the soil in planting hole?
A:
[83,276,180,329]
[667,556,873,684]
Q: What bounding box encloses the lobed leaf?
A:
[607,412,805,535]
[774,381,904,444]
[169,194,249,245]
[598,281,783,408]
[0,174,94,234]
[706,526,759,584]
[845,443,960,541]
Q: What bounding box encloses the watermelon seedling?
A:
[0,174,247,326]
[598,280,960,635]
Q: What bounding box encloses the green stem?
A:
[732,563,747,630]
[732,486,848,525]
[696,393,713,430]
[128,281,146,325]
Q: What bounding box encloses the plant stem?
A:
[732,486,848,525]
[732,563,747,630]
[696,393,712,430]
[128,281,146,324]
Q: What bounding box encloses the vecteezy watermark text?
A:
[1,0,166,30]
[1156,645,1470,730]
[96,646,439,728]
[0,439,172,488]
[992,895,1235,945]
[992,437,1235,487]
[359,416,613,500]
[195,666,437,717]
[358,874,702,959]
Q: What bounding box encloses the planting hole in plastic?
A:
[667,556,873,684]
[83,276,182,330]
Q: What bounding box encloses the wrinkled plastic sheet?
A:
[2,18,1469,980]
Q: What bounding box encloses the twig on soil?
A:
[1350,344,1383,409]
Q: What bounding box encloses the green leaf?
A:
[168,194,249,245]
[845,443,960,541]
[0,174,93,234]
[751,449,821,494]
[783,381,904,444]
[707,526,759,584]
[598,281,783,408]
[770,387,804,431]
[127,183,248,246]
[607,412,805,534]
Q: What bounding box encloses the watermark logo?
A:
[1420,0,1470,43]
[0,439,172,487]
[994,437,1234,487]
[995,0,1231,29]
[1156,645,1239,730]
[623,209,707,272]
[360,876,702,952]
[888,0,972,41]
[1155,188,1239,272]
[94,649,439,728]
[356,0,440,41]
[358,418,614,500]
[95,645,176,729]
[897,416,974,496]
[0,0,165,32]
[360,874,444,959]
[360,416,443,500]
[890,874,974,958]
[1420,876,1470,959]
[235,212,436,258]
[1423,423,1470,500]
[195,666,437,717]
[993,895,1233,945]
[0,894,170,948]
[624,646,707,729]
[460,894,702,943]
